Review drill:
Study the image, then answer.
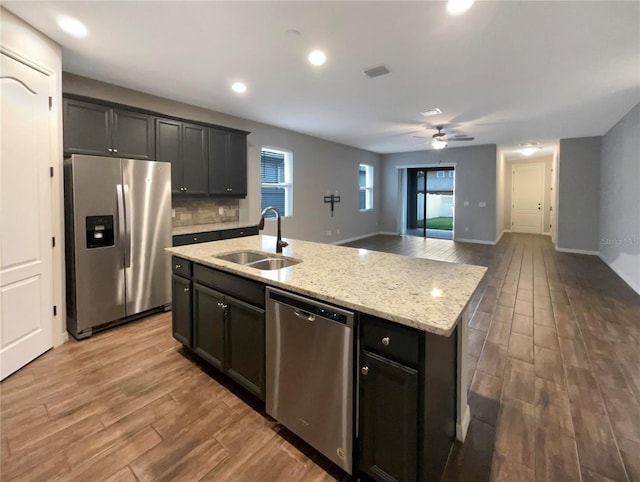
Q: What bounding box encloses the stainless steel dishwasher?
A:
[266,287,354,474]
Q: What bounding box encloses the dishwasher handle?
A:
[294,309,316,322]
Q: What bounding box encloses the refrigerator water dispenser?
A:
[86,215,114,248]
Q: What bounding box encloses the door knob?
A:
[361,366,369,375]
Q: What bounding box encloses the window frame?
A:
[437,170,445,178]
[359,164,374,211]
[260,147,293,218]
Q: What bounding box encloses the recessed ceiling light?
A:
[521,147,541,156]
[446,0,475,16]
[308,50,327,66]
[420,108,443,117]
[231,82,247,94]
[57,15,87,38]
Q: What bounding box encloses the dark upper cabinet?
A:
[63,98,154,160]
[359,350,419,482]
[63,98,110,156]
[208,128,247,197]
[112,109,155,160]
[156,118,208,195]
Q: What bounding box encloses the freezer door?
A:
[121,159,172,316]
[70,155,126,331]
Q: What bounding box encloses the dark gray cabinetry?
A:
[171,257,192,347]
[208,129,248,197]
[156,119,208,195]
[172,226,258,247]
[63,98,154,160]
[359,350,418,482]
[193,283,225,370]
[186,264,265,400]
[359,314,457,482]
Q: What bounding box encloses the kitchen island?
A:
[166,235,487,481]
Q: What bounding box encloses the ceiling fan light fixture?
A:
[432,139,448,150]
[447,0,475,16]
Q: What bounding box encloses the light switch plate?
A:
[463,201,469,207]
[478,201,486,207]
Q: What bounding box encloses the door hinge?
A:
[50,166,54,177]
[48,96,52,111]
[53,305,57,316]
[52,236,55,247]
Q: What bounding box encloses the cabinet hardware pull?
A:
[193,237,198,241]
[113,148,118,153]
[175,264,181,269]
[361,366,369,375]
[217,302,227,309]
[382,337,390,346]
[183,287,189,292]
[108,148,113,152]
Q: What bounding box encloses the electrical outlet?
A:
[326,230,331,236]
[218,207,224,215]
[337,228,340,235]
[171,209,175,218]
[465,227,469,232]
[463,201,469,207]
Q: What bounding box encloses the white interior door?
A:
[511,163,544,234]
[1,52,53,380]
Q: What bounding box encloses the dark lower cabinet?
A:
[171,274,192,347]
[359,350,418,482]
[225,296,265,397]
[193,283,225,371]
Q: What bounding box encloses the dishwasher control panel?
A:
[269,290,349,324]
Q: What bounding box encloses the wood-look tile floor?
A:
[1,233,638,481]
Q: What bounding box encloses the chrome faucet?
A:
[258,206,289,253]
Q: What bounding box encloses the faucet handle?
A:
[279,240,289,248]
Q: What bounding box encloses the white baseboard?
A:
[456,403,471,442]
[598,253,640,295]
[333,232,381,245]
[495,231,505,244]
[454,237,497,245]
[555,246,599,255]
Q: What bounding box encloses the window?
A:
[261,148,292,218]
[449,170,455,178]
[437,170,445,178]
[359,164,374,210]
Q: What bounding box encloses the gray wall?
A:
[381,144,498,243]
[557,137,602,252]
[63,73,382,244]
[600,103,640,292]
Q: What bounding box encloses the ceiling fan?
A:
[413,126,475,150]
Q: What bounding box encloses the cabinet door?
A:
[155,118,182,193]
[182,123,208,195]
[193,283,225,370]
[226,132,247,196]
[171,274,192,347]
[208,128,228,195]
[112,109,155,160]
[63,98,111,156]
[359,350,418,482]
[225,296,265,399]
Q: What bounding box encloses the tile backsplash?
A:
[172,198,240,227]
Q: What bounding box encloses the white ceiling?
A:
[4,1,639,159]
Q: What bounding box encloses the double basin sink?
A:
[214,250,301,271]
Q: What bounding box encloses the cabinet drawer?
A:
[193,264,264,307]
[220,226,259,239]
[361,314,420,367]
[173,231,221,246]
[172,256,192,277]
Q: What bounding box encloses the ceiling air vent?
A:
[363,66,390,78]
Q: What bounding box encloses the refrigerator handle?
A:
[116,183,126,268]
[123,184,132,268]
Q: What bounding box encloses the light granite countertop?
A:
[172,221,258,236]
[166,235,487,336]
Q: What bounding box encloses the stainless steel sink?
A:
[248,258,300,270]
[213,250,301,270]
[214,251,270,265]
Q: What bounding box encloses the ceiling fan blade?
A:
[412,135,429,139]
[448,136,475,141]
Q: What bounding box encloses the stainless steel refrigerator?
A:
[64,154,172,339]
